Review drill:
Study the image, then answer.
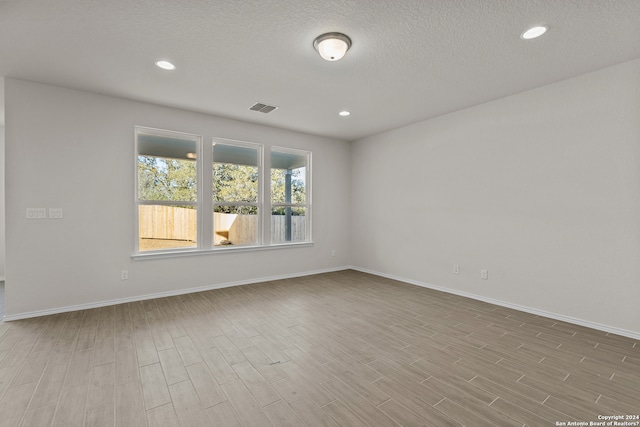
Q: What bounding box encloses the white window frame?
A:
[212,137,264,248]
[270,146,312,244]
[133,127,312,259]
[134,126,203,254]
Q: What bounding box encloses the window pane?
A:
[214,206,258,246]
[138,205,197,251]
[270,148,309,244]
[213,143,259,203]
[270,166,306,204]
[271,207,306,243]
[138,134,197,202]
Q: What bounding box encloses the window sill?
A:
[131,242,314,261]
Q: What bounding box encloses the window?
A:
[136,127,201,252]
[271,147,311,243]
[135,127,311,255]
[213,140,262,246]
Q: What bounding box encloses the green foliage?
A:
[138,157,306,217]
[272,206,306,217]
[271,167,306,207]
[213,163,259,214]
[213,163,258,203]
[214,205,257,215]
[138,156,197,202]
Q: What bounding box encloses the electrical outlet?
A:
[331,249,336,257]
[121,270,128,280]
[453,264,460,274]
[481,269,488,280]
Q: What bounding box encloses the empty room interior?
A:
[1,1,640,426]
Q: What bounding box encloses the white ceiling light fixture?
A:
[313,32,352,61]
[155,60,176,70]
[521,25,548,40]
[339,110,351,117]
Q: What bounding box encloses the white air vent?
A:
[249,102,278,114]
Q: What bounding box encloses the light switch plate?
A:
[49,208,63,219]
[26,208,47,219]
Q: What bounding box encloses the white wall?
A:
[4,79,351,317]
[351,59,640,337]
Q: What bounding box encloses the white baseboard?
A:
[6,265,639,341]
[2,266,350,322]
[350,266,640,341]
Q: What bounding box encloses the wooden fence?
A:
[219,213,257,246]
[139,205,196,242]
[271,215,307,243]
[139,205,306,245]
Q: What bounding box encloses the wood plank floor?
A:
[0,270,638,426]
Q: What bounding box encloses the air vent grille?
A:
[249,102,278,114]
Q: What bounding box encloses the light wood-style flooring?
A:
[0,270,638,426]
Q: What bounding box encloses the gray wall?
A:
[350,58,640,336]
[4,79,351,317]
[0,125,4,281]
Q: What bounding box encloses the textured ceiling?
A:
[1,0,640,140]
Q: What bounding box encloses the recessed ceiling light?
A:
[521,25,548,40]
[339,111,351,117]
[155,60,176,70]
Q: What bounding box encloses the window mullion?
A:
[138,200,197,206]
[200,138,213,249]
[262,146,271,246]
[214,202,259,207]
